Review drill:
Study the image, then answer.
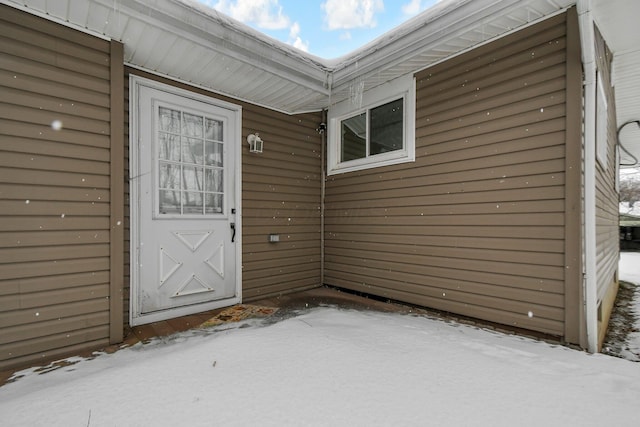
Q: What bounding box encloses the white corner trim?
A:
[577,0,599,353]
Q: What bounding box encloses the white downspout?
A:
[577,0,598,353]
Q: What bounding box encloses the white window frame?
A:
[328,74,416,175]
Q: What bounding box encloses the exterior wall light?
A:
[247,133,263,153]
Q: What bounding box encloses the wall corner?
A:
[109,40,125,344]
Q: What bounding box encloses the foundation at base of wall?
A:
[597,276,620,351]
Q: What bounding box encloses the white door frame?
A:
[129,75,242,326]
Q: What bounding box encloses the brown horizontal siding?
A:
[324,12,570,336]
[0,271,109,296]
[0,187,108,204]
[0,298,110,326]
[0,200,109,216]
[593,25,619,307]
[1,312,109,345]
[0,69,110,108]
[241,105,322,299]
[0,135,110,161]
[0,151,110,174]
[2,86,110,121]
[327,277,564,335]
[0,5,112,370]
[0,54,110,94]
[0,167,110,187]
[0,230,109,248]
[0,243,109,264]
[2,325,110,365]
[0,284,109,314]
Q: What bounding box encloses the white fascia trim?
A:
[327,74,416,175]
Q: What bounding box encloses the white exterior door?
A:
[130,77,241,326]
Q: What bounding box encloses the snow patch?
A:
[1,306,639,426]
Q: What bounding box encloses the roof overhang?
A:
[3,0,639,163]
[587,0,640,167]
[329,0,576,106]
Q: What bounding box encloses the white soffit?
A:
[8,0,638,159]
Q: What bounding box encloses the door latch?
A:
[230,222,236,243]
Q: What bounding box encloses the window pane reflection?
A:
[159,107,180,133]
[370,99,403,155]
[182,137,204,165]
[183,192,203,214]
[341,112,366,162]
[205,194,223,214]
[182,113,203,138]
[159,190,181,214]
[205,169,223,193]
[158,133,180,161]
[205,119,223,141]
[159,162,180,190]
[205,141,223,167]
[182,166,204,191]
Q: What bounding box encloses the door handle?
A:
[230,222,236,243]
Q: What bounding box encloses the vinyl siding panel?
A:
[240,104,323,299]
[592,25,619,345]
[123,70,323,320]
[324,12,572,337]
[0,5,114,370]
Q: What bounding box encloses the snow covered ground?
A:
[620,252,640,285]
[620,201,640,216]
[2,260,640,426]
[607,252,640,361]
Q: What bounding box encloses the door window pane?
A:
[159,162,180,190]
[159,190,181,214]
[156,104,225,216]
[182,113,203,138]
[205,169,223,193]
[158,133,180,161]
[205,141,223,167]
[182,137,204,164]
[183,192,203,214]
[159,107,180,133]
[205,194,223,214]
[182,166,204,191]
[205,118,223,141]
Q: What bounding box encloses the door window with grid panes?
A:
[156,106,225,216]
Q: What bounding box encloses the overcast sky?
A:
[199,0,441,59]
